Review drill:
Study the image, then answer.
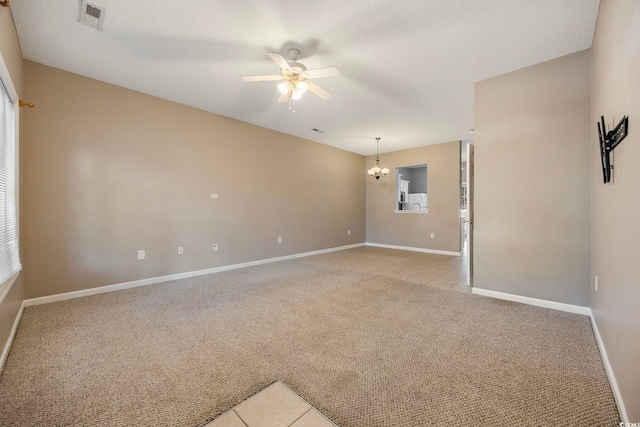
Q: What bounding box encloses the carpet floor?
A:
[0,258,619,426]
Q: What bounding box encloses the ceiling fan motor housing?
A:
[287,48,302,62]
[281,64,308,80]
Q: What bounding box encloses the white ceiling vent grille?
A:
[78,0,106,31]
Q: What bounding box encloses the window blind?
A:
[0,77,22,285]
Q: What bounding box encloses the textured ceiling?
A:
[10,0,599,155]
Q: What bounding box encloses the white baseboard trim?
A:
[588,312,628,423]
[24,243,366,307]
[471,287,627,421]
[0,301,24,375]
[471,287,591,316]
[365,242,461,256]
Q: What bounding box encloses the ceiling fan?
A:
[242,48,339,110]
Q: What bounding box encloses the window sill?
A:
[393,209,430,214]
[0,271,20,306]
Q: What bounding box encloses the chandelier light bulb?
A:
[291,90,303,100]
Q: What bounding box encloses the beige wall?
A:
[22,61,365,299]
[0,5,24,367]
[474,50,591,306]
[590,0,640,420]
[365,141,461,253]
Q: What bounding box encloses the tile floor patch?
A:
[205,382,338,427]
[206,410,246,427]
[291,408,336,427]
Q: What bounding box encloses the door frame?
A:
[465,142,474,286]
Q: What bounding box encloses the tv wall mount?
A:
[598,115,629,184]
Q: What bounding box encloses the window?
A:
[0,53,22,291]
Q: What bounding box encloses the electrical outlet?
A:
[210,193,218,199]
[277,236,282,244]
[137,250,145,260]
[595,275,598,292]
[430,233,435,239]
[178,246,184,255]
[212,243,218,252]
[348,230,351,235]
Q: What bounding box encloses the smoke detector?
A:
[78,0,106,31]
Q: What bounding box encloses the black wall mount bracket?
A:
[598,115,629,183]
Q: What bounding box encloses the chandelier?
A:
[367,137,390,180]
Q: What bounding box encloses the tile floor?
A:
[206,247,470,427]
[307,246,471,293]
[205,382,337,427]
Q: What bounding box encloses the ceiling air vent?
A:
[78,0,106,31]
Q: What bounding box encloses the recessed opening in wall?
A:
[395,165,428,213]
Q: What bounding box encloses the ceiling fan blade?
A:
[305,66,340,79]
[307,82,332,100]
[242,75,284,82]
[277,92,290,102]
[268,53,292,71]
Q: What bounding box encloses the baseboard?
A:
[24,243,366,307]
[471,287,628,421]
[471,287,591,316]
[588,312,629,423]
[0,300,24,375]
[365,242,461,256]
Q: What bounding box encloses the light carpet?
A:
[0,259,619,426]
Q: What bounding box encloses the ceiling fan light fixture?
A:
[291,90,303,100]
[295,80,309,94]
[277,82,290,96]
